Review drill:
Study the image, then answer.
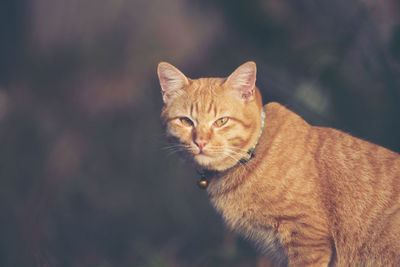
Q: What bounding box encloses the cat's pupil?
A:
[215,117,228,127]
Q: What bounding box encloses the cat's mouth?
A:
[194,152,212,159]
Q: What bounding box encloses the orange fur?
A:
[158,62,400,266]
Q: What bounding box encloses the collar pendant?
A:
[197,176,208,189]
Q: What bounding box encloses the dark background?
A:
[1,0,399,266]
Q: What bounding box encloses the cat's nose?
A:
[195,138,208,151]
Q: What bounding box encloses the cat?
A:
[157,61,400,266]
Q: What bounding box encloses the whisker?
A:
[205,145,251,171]
[162,143,193,156]
[165,148,184,156]
[220,151,251,172]
[207,145,250,154]
[206,146,249,158]
[162,144,188,151]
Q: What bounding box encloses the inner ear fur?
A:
[226,61,257,101]
[157,62,189,104]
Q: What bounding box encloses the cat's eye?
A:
[180,117,194,127]
[214,117,229,127]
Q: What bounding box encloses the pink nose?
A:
[195,138,208,151]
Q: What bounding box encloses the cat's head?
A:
[158,62,263,171]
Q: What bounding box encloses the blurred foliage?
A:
[0,0,399,266]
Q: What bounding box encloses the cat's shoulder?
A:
[263,102,309,128]
[264,102,301,118]
[264,101,286,113]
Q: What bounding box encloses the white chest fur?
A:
[209,191,288,265]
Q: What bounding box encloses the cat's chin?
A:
[193,154,236,171]
[193,154,214,167]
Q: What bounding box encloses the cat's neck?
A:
[240,109,266,163]
[206,102,310,197]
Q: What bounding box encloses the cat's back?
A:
[265,105,400,264]
[311,123,400,265]
[312,123,400,203]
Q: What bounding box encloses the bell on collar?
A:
[197,176,208,189]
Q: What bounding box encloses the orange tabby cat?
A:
[158,61,400,266]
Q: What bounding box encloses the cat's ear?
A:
[157,62,189,104]
[226,61,257,101]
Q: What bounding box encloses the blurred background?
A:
[1,0,399,266]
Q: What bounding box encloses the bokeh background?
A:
[1,0,400,266]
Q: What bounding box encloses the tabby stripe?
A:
[190,104,194,116]
[213,105,218,117]
[297,222,328,236]
[387,154,400,173]
[294,253,330,266]
[274,214,307,221]
[227,136,246,144]
[229,133,253,148]
[293,235,328,245]
[220,124,235,132]
[229,117,253,129]
[207,100,214,113]
[287,241,329,248]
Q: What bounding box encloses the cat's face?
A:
[158,62,263,171]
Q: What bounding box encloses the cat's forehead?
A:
[189,77,226,94]
[164,77,241,118]
[184,82,240,118]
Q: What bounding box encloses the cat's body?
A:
[208,102,400,266]
[158,61,400,266]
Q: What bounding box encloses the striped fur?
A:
[159,62,400,266]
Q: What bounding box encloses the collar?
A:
[197,109,266,189]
